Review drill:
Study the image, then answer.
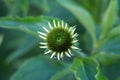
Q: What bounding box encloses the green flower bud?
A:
[38,19,79,60]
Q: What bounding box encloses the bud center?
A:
[47,28,72,52]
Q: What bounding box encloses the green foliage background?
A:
[0,0,120,80]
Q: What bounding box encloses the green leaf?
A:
[30,0,49,12]
[117,77,120,80]
[0,34,3,46]
[107,25,120,41]
[51,58,107,80]
[0,0,8,16]
[100,25,120,45]
[101,38,120,54]
[10,55,65,80]
[95,52,120,65]
[101,0,118,38]
[5,0,29,16]
[51,69,75,80]
[70,58,104,80]
[57,0,97,46]
[101,60,120,80]
[6,35,39,63]
[0,16,54,36]
[20,0,29,16]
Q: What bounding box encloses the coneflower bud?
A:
[38,19,79,60]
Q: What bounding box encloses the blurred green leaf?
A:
[5,0,29,16]
[10,55,65,80]
[101,0,118,38]
[20,0,29,16]
[100,25,120,46]
[106,25,120,41]
[102,60,120,80]
[57,0,97,46]
[29,0,49,13]
[51,69,75,80]
[95,52,120,65]
[5,30,26,49]
[0,34,4,46]
[101,38,120,54]
[6,35,39,63]
[0,0,8,16]
[0,16,54,36]
[74,0,107,23]
[70,58,103,80]
[117,77,120,80]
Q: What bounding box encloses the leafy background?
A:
[0,0,120,80]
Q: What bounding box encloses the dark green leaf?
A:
[101,60,120,80]
[30,0,49,12]
[5,0,29,16]
[70,58,104,80]
[51,69,75,80]
[6,35,39,63]
[51,57,107,80]
[101,38,120,54]
[95,52,120,65]
[10,55,65,80]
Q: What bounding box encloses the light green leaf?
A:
[101,0,118,38]
[70,58,104,80]
[0,16,54,36]
[107,25,120,40]
[101,25,120,45]
[57,0,97,46]
[20,0,29,16]
[10,55,65,80]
